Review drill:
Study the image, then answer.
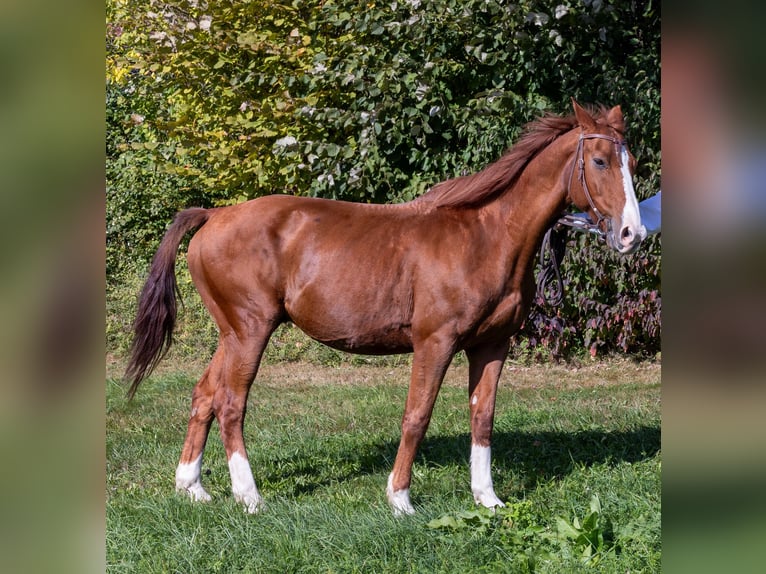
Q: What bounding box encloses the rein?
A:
[536,132,626,307]
[536,225,568,307]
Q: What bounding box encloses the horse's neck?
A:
[484,132,575,275]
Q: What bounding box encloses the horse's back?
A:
[188,194,420,266]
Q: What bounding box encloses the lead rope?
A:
[536,224,569,307]
[536,215,606,307]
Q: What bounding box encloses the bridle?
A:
[561,132,627,237]
[537,132,628,306]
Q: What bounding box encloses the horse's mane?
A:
[415,106,613,209]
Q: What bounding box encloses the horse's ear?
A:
[606,105,626,133]
[571,98,596,131]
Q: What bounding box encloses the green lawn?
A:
[106,359,660,573]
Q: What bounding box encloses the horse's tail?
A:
[125,208,211,399]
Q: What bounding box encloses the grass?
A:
[106,359,660,573]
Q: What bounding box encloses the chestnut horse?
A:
[126,100,646,515]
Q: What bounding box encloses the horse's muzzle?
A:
[608,221,647,254]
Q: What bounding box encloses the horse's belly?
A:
[314,329,413,355]
[284,281,414,355]
[290,313,413,355]
[283,245,415,354]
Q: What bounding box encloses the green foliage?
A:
[106,0,660,360]
[107,0,659,240]
[555,494,615,565]
[428,501,553,571]
[427,504,499,533]
[427,494,645,570]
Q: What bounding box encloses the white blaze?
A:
[619,148,646,246]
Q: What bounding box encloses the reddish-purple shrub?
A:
[513,233,661,360]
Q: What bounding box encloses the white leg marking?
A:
[175,454,212,502]
[470,444,504,508]
[386,473,415,516]
[228,451,264,513]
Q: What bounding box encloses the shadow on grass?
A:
[434,426,661,490]
[260,425,660,497]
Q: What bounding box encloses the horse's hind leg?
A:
[175,325,273,512]
[175,350,221,503]
[213,325,275,513]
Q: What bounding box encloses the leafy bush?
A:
[107,0,658,205]
[106,0,660,361]
[517,233,661,360]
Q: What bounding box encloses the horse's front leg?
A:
[466,340,510,509]
[387,337,455,515]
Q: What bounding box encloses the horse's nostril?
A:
[621,226,633,242]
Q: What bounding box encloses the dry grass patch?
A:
[108,351,659,393]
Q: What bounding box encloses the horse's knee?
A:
[401,410,431,441]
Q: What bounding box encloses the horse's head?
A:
[569,99,647,254]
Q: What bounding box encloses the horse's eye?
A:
[593,157,606,169]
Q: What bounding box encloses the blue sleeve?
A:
[639,192,661,235]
